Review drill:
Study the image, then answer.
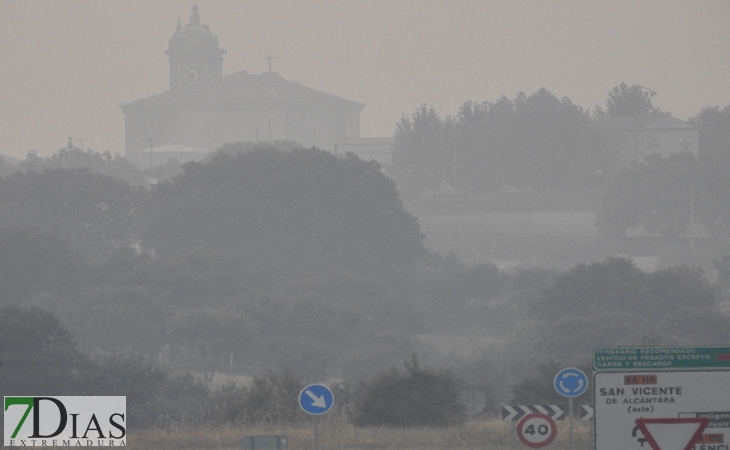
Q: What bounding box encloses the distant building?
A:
[334,137,394,165]
[593,115,698,165]
[120,5,364,166]
[137,142,209,167]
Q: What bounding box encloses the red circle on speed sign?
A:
[516,413,557,448]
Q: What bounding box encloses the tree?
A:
[0,227,88,305]
[138,147,425,275]
[512,88,606,189]
[16,141,149,185]
[30,285,169,354]
[606,83,658,117]
[233,371,304,423]
[530,258,647,321]
[352,355,465,427]
[84,353,211,427]
[0,168,143,261]
[530,258,720,326]
[394,90,611,192]
[0,306,88,396]
[599,153,698,237]
[690,106,730,164]
[393,104,453,190]
[166,307,255,380]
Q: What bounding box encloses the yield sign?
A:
[635,418,709,450]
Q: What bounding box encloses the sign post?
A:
[298,384,334,450]
[593,346,730,450]
[554,367,588,450]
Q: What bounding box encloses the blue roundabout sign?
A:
[554,367,588,397]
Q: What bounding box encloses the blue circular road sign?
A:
[299,384,334,415]
[554,367,588,397]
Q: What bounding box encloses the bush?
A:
[212,371,304,425]
[352,355,465,427]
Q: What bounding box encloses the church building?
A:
[120,5,364,165]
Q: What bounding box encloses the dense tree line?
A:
[393,88,613,192]
[393,81,730,238]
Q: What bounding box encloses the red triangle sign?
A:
[635,418,710,450]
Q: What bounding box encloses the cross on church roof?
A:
[262,54,279,73]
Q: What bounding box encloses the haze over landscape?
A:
[1,2,730,448]
[1,0,729,157]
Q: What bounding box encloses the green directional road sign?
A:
[593,346,730,371]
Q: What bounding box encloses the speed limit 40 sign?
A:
[517,413,557,448]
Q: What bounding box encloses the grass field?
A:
[131,419,594,450]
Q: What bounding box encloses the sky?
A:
[1,0,729,159]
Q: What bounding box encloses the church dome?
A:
[171,4,218,44]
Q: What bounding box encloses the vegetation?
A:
[137,146,425,275]
[599,151,730,239]
[1,88,729,435]
[603,82,660,117]
[352,355,465,427]
[394,89,611,192]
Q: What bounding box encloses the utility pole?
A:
[148,138,154,168]
[596,170,605,244]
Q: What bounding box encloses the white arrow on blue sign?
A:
[554,367,588,398]
[299,384,334,415]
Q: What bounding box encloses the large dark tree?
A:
[137,147,425,275]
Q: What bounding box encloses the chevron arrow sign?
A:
[580,405,594,421]
[502,405,565,421]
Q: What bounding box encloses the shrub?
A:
[212,371,304,425]
[352,355,465,427]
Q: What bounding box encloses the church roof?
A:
[120,71,364,111]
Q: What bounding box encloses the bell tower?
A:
[166,4,226,91]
